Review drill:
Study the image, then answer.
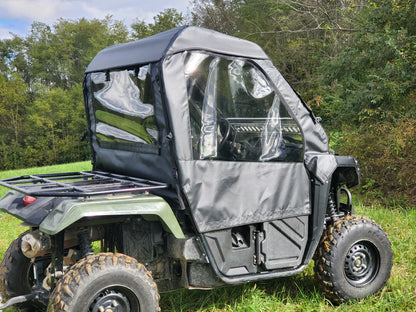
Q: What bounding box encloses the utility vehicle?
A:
[0,26,392,312]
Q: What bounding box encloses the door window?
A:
[184,52,303,162]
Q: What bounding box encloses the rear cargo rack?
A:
[0,171,168,197]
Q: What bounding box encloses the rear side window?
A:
[184,52,303,162]
[90,65,159,152]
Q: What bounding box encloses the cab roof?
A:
[85,26,269,73]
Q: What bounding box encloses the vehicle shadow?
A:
[160,268,324,311]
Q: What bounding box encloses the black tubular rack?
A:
[0,171,168,197]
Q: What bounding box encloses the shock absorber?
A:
[78,229,94,258]
[327,192,339,221]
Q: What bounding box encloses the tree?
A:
[319,0,416,203]
[190,0,239,35]
[319,0,416,125]
[131,8,184,39]
[25,84,88,166]
[53,17,129,87]
[0,75,29,169]
[1,17,129,90]
[190,0,359,98]
[0,75,28,143]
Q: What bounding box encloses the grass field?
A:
[0,162,415,311]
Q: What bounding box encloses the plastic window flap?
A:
[199,57,220,159]
[92,69,154,118]
[260,95,284,161]
[249,65,284,161]
[96,122,147,144]
[184,52,210,78]
[229,60,284,161]
[228,59,247,102]
[247,66,273,99]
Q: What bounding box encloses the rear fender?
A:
[39,194,185,238]
[0,190,57,225]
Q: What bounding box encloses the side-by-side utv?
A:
[0,26,392,312]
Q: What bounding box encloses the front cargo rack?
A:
[0,171,168,197]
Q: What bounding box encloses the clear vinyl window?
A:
[184,52,303,162]
[90,65,159,150]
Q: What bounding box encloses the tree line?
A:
[0,0,415,204]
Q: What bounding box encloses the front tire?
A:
[47,253,160,312]
[314,215,393,304]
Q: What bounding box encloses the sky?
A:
[0,0,190,39]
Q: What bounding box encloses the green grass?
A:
[0,162,415,311]
[0,161,92,188]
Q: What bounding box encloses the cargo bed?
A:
[0,171,168,197]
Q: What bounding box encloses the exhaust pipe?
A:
[20,227,105,259]
[21,231,51,258]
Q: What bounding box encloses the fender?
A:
[333,155,360,187]
[39,194,185,238]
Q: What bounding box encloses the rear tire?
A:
[47,253,160,312]
[314,215,393,304]
[0,231,46,311]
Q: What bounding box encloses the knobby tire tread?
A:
[0,232,29,297]
[48,252,160,312]
[314,215,392,304]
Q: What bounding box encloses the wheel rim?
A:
[344,241,380,287]
[89,287,140,312]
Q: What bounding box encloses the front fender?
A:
[333,155,360,188]
[39,194,185,238]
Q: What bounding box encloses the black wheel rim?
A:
[89,287,140,312]
[344,241,380,287]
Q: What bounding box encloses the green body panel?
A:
[39,194,185,238]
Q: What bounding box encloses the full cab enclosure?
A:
[84,25,342,278]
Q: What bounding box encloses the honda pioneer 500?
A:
[0,26,392,311]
